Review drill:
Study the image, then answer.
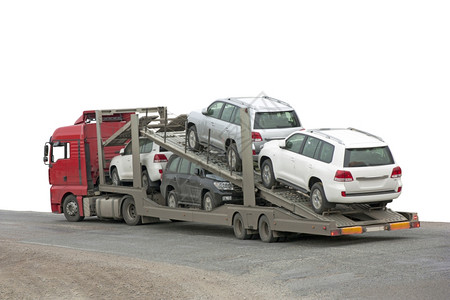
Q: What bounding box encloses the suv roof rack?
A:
[348,127,384,142]
[308,129,345,145]
[224,96,292,109]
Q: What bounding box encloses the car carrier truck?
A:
[43,107,420,242]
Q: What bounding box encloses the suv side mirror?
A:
[201,108,208,116]
[279,140,286,149]
[194,168,202,176]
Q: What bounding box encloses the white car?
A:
[258,128,402,214]
[110,137,172,193]
[187,96,303,171]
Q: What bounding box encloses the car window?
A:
[254,111,300,129]
[140,139,153,153]
[207,102,224,119]
[190,162,200,175]
[220,104,236,122]
[168,156,180,173]
[318,142,334,163]
[285,134,306,153]
[344,147,394,167]
[231,107,241,125]
[302,137,321,158]
[124,142,132,155]
[178,158,191,174]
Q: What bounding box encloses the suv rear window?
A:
[344,147,394,167]
[254,111,300,129]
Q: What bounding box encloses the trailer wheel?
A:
[111,168,121,186]
[310,182,334,214]
[187,125,201,151]
[227,143,242,172]
[258,215,276,243]
[63,195,84,222]
[167,191,178,208]
[122,196,142,226]
[261,159,276,188]
[203,192,216,212]
[233,213,251,240]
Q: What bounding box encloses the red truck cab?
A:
[43,111,132,216]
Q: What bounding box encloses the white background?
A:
[1,1,449,222]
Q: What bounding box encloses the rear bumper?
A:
[325,184,402,204]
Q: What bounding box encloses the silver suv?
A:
[187,96,303,171]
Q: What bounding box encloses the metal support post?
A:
[95,110,106,185]
[240,108,256,207]
[131,114,142,189]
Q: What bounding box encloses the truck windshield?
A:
[344,147,394,167]
[254,111,300,129]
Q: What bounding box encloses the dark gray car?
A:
[160,155,242,211]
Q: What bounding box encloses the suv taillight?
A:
[154,154,168,163]
[252,132,263,142]
[391,166,402,178]
[334,170,354,182]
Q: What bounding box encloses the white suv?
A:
[187,96,303,171]
[110,137,172,193]
[258,128,402,214]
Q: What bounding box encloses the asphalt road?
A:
[0,210,449,299]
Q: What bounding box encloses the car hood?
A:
[205,173,227,182]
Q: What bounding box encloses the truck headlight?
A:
[213,181,234,191]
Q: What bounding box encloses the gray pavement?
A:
[0,210,449,299]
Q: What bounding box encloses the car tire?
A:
[310,182,334,214]
[233,213,251,240]
[203,192,216,212]
[142,169,150,194]
[122,196,142,226]
[167,190,178,208]
[227,143,242,172]
[258,214,276,243]
[63,194,84,222]
[111,168,121,186]
[261,159,276,188]
[187,125,201,151]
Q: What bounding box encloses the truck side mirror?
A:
[43,144,50,165]
[119,148,125,155]
[279,140,286,149]
[194,168,201,176]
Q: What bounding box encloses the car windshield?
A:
[254,111,300,129]
[344,147,394,167]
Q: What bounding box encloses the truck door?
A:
[49,140,81,186]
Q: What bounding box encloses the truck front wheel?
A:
[63,195,84,222]
[122,196,142,226]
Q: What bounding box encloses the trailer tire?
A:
[227,143,242,172]
[310,182,334,214]
[167,191,178,208]
[122,196,142,226]
[261,159,276,189]
[63,195,84,222]
[258,215,276,243]
[233,213,251,240]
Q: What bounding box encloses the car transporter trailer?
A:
[77,106,420,242]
